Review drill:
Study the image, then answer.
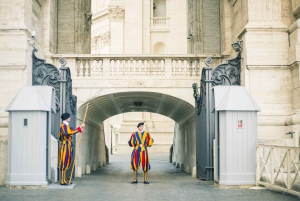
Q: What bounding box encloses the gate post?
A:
[59,58,68,114]
[205,66,214,181]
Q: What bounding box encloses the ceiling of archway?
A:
[82,92,194,123]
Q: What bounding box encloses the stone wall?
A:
[76,109,106,177]
[173,116,196,176]
[187,0,221,54]
[57,0,91,54]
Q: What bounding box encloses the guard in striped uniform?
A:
[128,122,154,184]
[58,113,85,185]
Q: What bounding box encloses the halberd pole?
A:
[68,91,92,186]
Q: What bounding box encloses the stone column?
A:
[108,6,124,54]
[236,0,291,143]
[286,17,300,134]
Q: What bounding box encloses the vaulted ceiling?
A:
[81,92,194,123]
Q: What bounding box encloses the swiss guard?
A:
[58,112,85,185]
[128,122,154,184]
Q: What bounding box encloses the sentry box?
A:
[5,86,55,186]
[212,86,261,186]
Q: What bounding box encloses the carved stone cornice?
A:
[108,6,125,21]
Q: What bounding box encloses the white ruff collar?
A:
[63,121,69,125]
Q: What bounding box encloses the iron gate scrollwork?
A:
[32,48,77,138]
[193,51,241,181]
[32,48,77,182]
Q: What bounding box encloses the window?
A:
[153,0,166,17]
[24,119,28,127]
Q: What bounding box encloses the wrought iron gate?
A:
[192,50,241,180]
[32,48,77,181]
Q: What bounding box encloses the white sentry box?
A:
[212,86,261,186]
[5,86,55,186]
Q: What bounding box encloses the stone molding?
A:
[93,31,110,46]
[108,6,125,21]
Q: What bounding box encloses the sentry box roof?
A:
[212,86,261,112]
[6,86,56,112]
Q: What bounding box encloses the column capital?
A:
[108,6,125,21]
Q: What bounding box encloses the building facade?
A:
[0,0,300,185]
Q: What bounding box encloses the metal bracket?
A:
[286,131,295,138]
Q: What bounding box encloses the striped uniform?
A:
[128,131,154,172]
[58,123,82,170]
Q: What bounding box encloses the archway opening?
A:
[75,91,196,178]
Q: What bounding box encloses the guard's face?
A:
[66,117,71,122]
[138,125,144,131]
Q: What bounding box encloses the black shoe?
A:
[60,183,67,185]
[131,180,138,184]
[144,181,149,184]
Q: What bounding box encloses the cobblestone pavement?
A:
[0,153,299,201]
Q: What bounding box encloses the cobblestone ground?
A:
[0,153,299,201]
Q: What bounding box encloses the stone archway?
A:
[74,91,196,177]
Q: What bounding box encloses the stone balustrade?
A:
[151,17,170,27]
[49,54,223,78]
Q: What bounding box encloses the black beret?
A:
[137,122,144,128]
[61,113,70,120]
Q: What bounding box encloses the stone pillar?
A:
[286,18,300,134]
[124,0,143,53]
[109,6,124,54]
[0,0,36,185]
[235,0,291,143]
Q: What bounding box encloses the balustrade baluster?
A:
[87,59,91,77]
[137,60,141,76]
[176,60,180,76]
[130,59,134,76]
[183,60,188,76]
[161,60,165,76]
[76,59,81,77]
[113,59,116,76]
[91,60,95,76]
[120,60,123,76]
[141,60,145,76]
[144,60,148,76]
[125,60,130,76]
[95,59,101,76]
[149,60,152,76]
[155,60,159,77]
[195,60,199,76]
[115,60,120,76]
[82,59,86,77]
[189,60,193,77]
[171,60,175,76]
[110,60,114,76]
